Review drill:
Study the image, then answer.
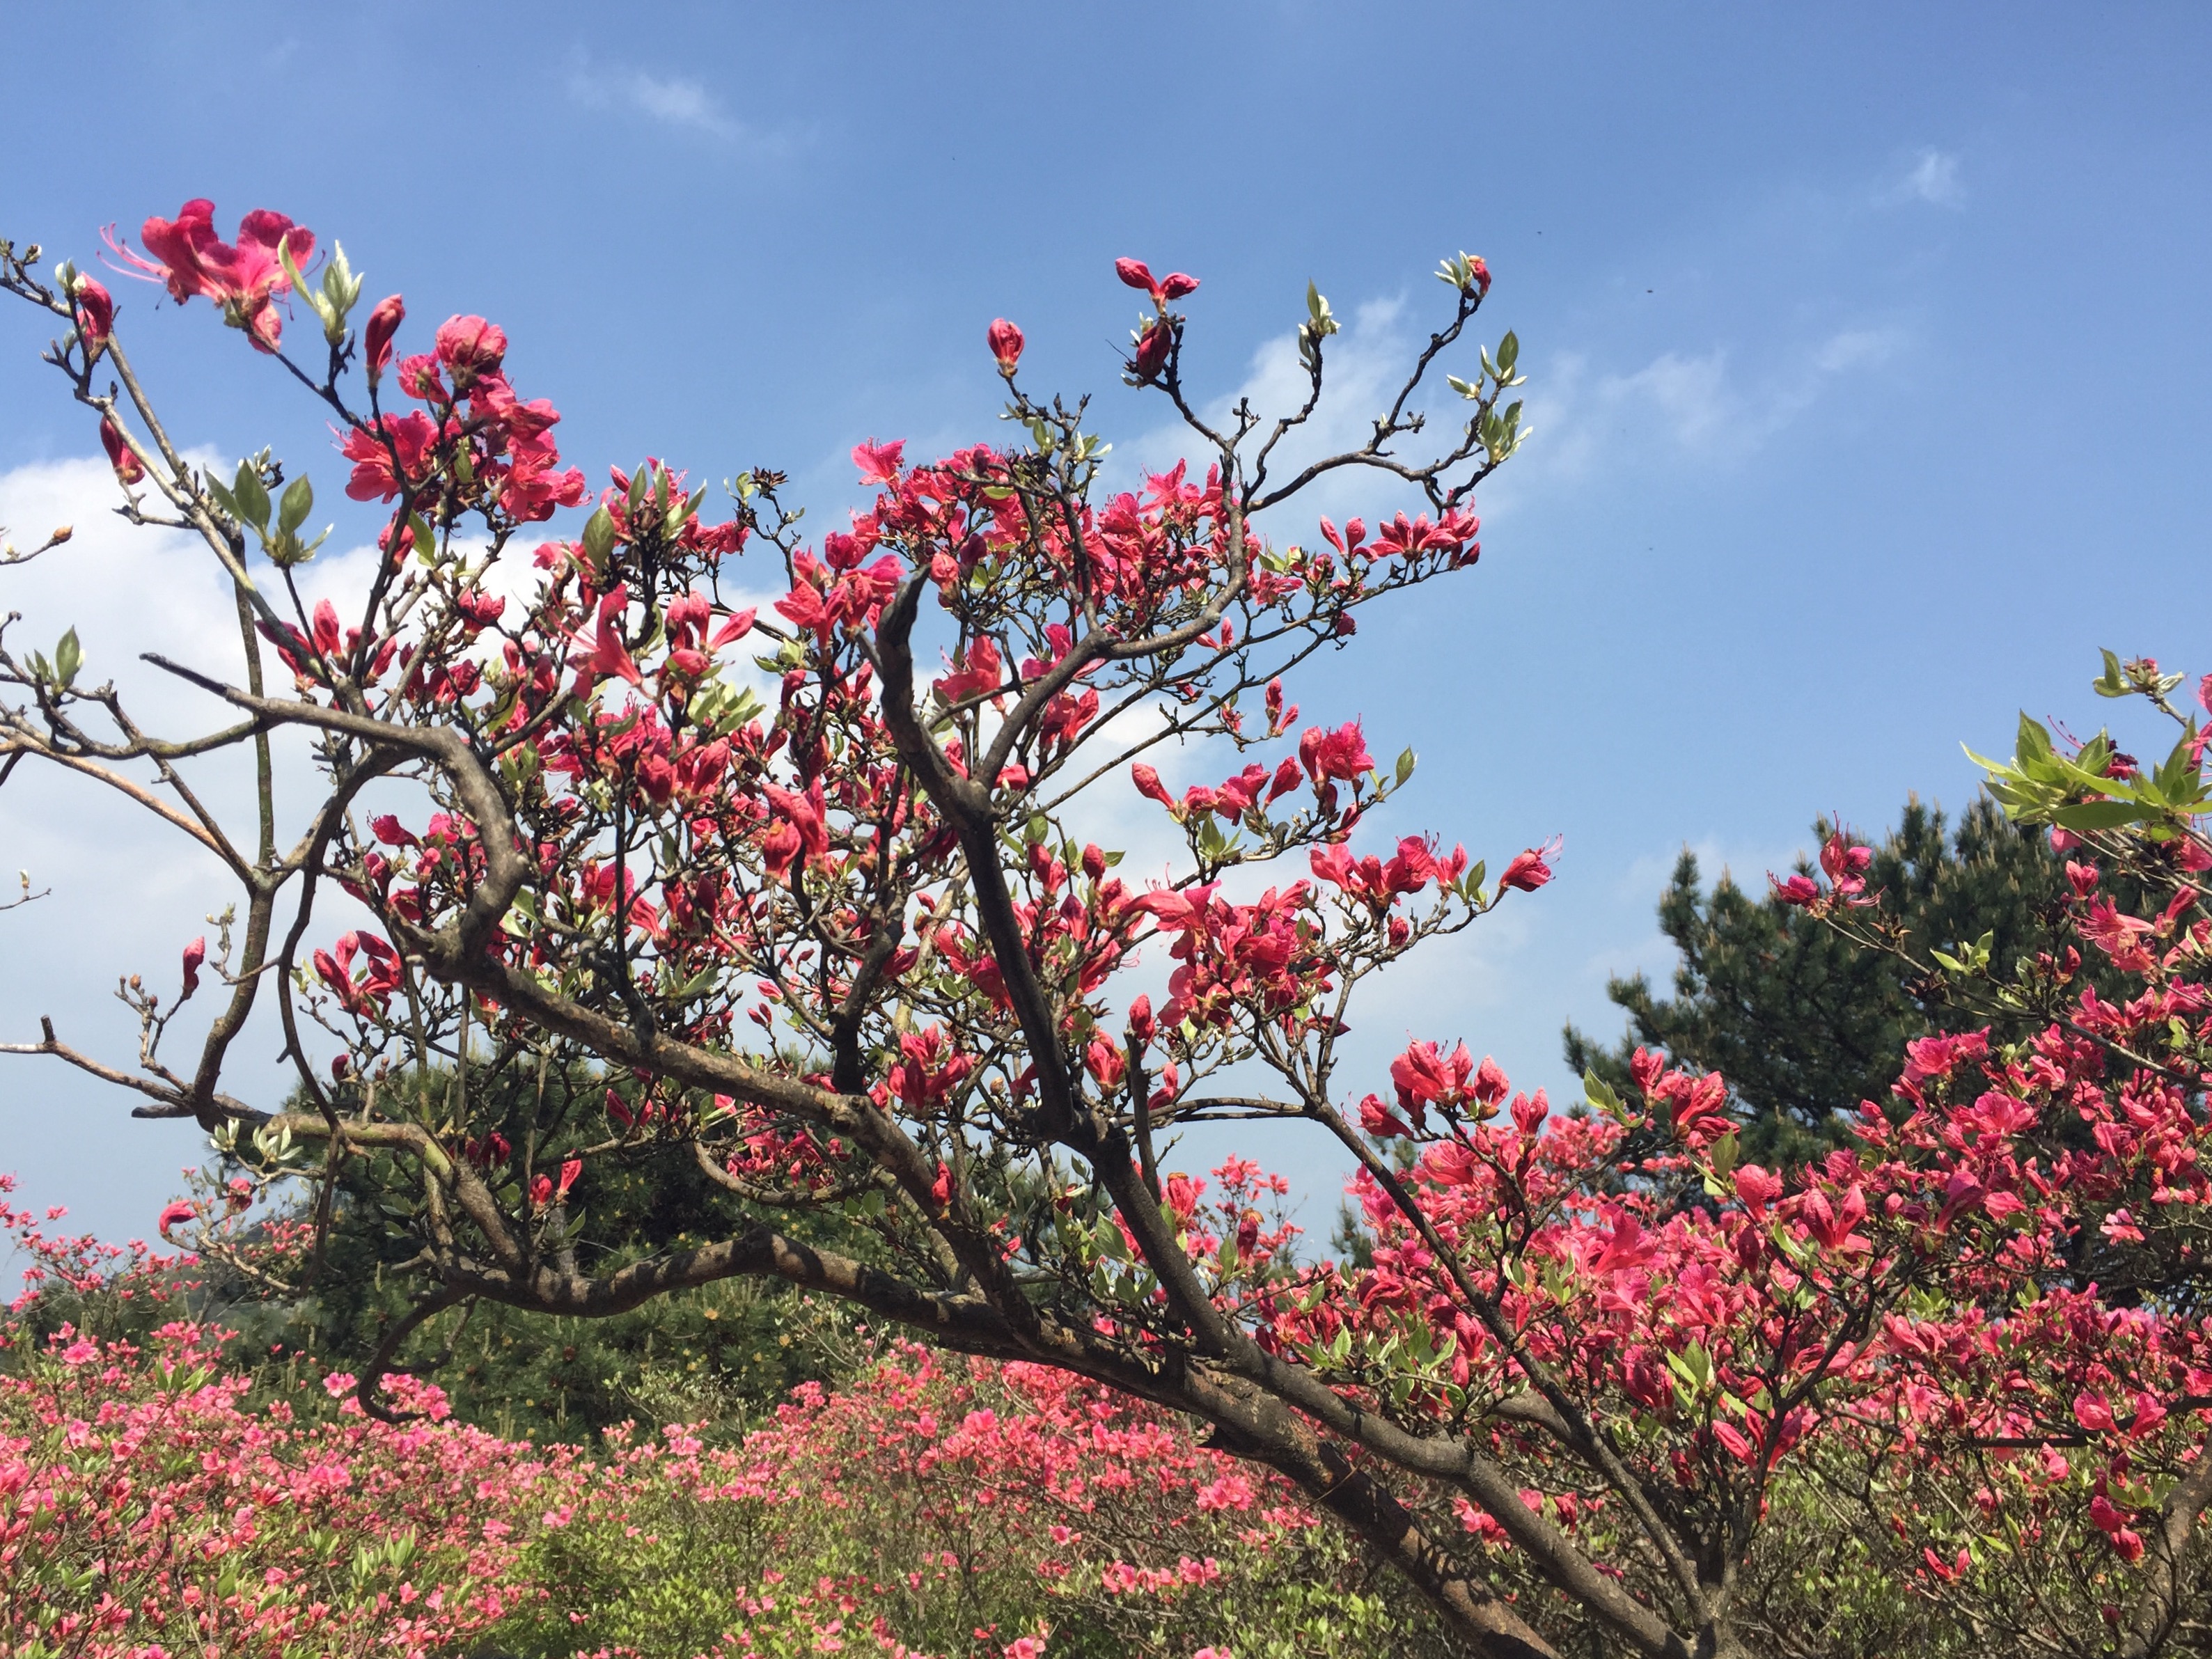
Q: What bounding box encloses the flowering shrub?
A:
[4,198,2212,1657]
[0,1225,1443,1659]
[0,1319,561,1658]
[503,1342,1445,1658]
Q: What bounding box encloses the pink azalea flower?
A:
[103,200,315,351]
[852,438,905,485]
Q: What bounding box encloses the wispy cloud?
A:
[1122,278,1906,520]
[566,54,754,143]
[1884,148,1965,209]
[1527,323,1905,478]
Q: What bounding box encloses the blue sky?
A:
[2,2,2209,1245]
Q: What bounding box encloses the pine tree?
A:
[1563,794,2080,1166]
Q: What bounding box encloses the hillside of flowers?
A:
[0,1185,1456,1659]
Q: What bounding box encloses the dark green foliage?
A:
[272,1128,868,1442]
[9,1073,871,1442]
[1564,795,2076,1167]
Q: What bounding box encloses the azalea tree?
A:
[3,202,2211,1658]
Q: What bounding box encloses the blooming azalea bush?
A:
[5,197,2212,1658]
[0,1211,1443,1659]
[500,1339,1449,1659]
[0,1319,563,1658]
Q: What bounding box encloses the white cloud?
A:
[1122,280,1906,521]
[1885,148,1965,209]
[1811,328,1897,375]
[0,453,249,719]
[566,54,764,145]
[0,455,323,1239]
[1523,324,1904,478]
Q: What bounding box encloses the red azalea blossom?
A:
[1500,835,1562,892]
[852,438,905,485]
[434,313,506,389]
[103,199,315,350]
[1771,871,1821,906]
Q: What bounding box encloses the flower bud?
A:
[99,416,145,485]
[1115,257,1157,294]
[363,294,404,387]
[1130,320,1172,383]
[987,317,1024,374]
[74,278,113,345]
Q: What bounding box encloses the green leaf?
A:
[1097,1217,1131,1261]
[1583,1068,1623,1117]
[1497,330,1519,373]
[2049,799,2154,831]
[230,462,271,532]
[1394,747,1416,787]
[1709,1128,1739,1177]
[1668,1342,1712,1390]
[1961,743,2020,783]
[279,237,336,340]
[2154,725,2206,809]
[277,475,313,535]
[581,506,618,568]
[2093,648,2129,698]
[666,966,720,1000]
[53,627,80,690]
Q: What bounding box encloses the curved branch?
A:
[0,1014,258,1120]
[0,733,247,872]
[356,1283,468,1424]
